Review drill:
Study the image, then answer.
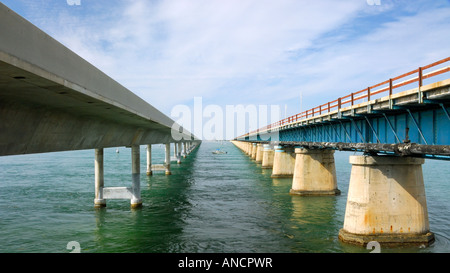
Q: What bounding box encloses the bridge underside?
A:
[0,54,180,156]
[0,4,195,156]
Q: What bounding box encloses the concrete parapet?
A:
[339,155,434,246]
[290,148,340,196]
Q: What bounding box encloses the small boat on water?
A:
[212,149,227,154]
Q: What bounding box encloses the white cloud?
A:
[3,0,450,132]
[15,0,366,112]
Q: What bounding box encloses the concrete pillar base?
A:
[146,171,153,176]
[261,144,274,169]
[340,155,433,247]
[290,148,340,196]
[290,189,341,196]
[270,145,295,178]
[94,199,106,208]
[131,202,143,209]
[165,171,172,175]
[338,229,435,247]
[255,144,263,163]
[251,143,257,160]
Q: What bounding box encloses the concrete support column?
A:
[246,142,252,156]
[94,148,106,208]
[165,143,172,175]
[130,145,142,209]
[261,144,274,169]
[251,143,257,160]
[174,142,178,158]
[146,144,152,176]
[290,148,340,196]
[177,142,182,164]
[271,145,295,178]
[183,142,187,158]
[339,155,434,246]
[255,144,264,163]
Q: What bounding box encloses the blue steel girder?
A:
[263,102,450,148]
[247,100,450,156]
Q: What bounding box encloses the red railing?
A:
[239,57,450,138]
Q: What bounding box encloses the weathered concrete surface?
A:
[251,143,257,160]
[255,143,264,163]
[271,145,295,178]
[261,144,274,169]
[290,148,340,196]
[0,3,196,156]
[339,155,434,246]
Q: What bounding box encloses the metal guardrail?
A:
[239,57,450,138]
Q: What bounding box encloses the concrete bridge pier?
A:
[146,144,152,176]
[165,143,172,175]
[339,155,434,246]
[130,144,142,209]
[173,142,178,160]
[94,145,142,209]
[251,143,257,160]
[255,144,264,163]
[183,142,187,158]
[94,148,106,208]
[177,142,182,164]
[271,145,295,178]
[290,148,340,196]
[246,142,252,156]
[261,144,274,169]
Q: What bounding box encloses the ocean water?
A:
[0,141,449,253]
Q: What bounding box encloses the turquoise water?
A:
[0,141,449,253]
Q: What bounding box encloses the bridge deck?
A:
[238,57,450,159]
[0,3,195,156]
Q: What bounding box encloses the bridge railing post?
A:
[418,67,423,103]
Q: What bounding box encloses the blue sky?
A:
[2,0,450,134]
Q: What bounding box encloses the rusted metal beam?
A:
[240,140,450,157]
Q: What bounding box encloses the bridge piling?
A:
[94,148,106,208]
[261,144,274,169]
[177,142,182,164]
[130,144,142,209]
[251,143,258,160]
[338,155,434,246]
[146,144,152,176]
[290,148,340,196]
[271,145,295,178]
[165,143,172,175]
[255,144,264,163]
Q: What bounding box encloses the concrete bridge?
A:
[0,3,200,209]
[233,57,450,247]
